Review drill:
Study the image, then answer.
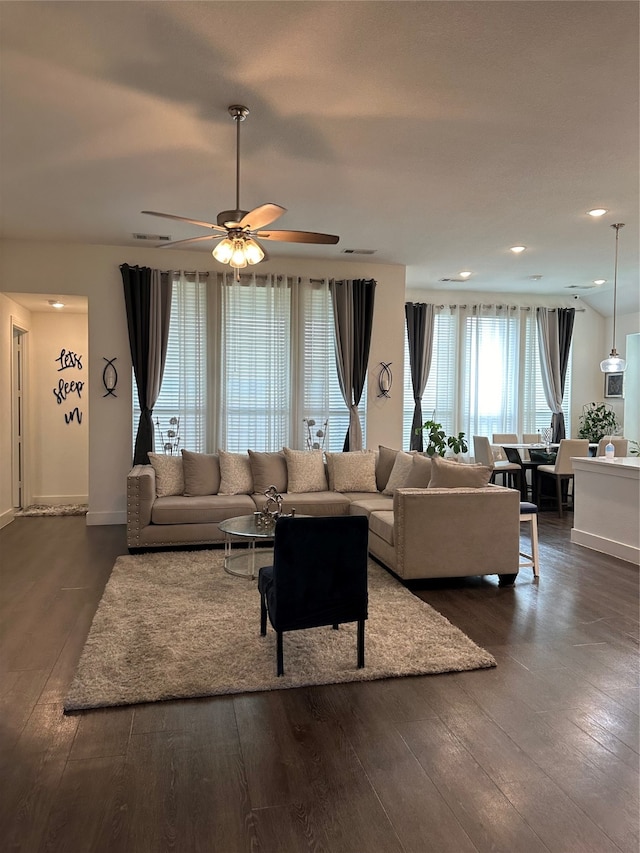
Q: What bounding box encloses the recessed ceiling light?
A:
[48,300,65,309]
[459,271,472,278]
[510,246,526,254]
[528,274,543,281]
[593,279,606,285]
[588,208,608,217]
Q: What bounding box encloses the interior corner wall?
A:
[29,312,88,504]
[0,241,407,525]
[0,293,32,527]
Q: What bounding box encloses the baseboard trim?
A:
[33,495,88,505]
[0,508,15,530]
[571,528,639,566]
[86,510,127,527]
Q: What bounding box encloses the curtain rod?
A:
[430,304,586,312]
[163,270,210,277]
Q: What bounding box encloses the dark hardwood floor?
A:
[0,513,638,852]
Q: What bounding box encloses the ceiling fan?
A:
[142,105,339,274]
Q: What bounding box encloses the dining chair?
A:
[523,433,542,444]
[502,446,538,501]
[258,515,369,676]
[596,437,629,457]
[492,433,518,444]
[536,439,590,517]
[473,436,522,490]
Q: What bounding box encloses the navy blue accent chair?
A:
[259,515,369,676]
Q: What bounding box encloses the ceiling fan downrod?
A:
[216,105,250,228]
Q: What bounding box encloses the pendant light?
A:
[600,223,627,373]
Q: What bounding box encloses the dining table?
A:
[498,442,598,502]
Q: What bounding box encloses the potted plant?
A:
[577,402,620,443]
[416,418,469,458]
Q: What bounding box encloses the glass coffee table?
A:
[218,514,278,579]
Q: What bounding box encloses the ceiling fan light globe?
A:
[230,240,248,269]
[244,238,265,265]
[212,238,234,264]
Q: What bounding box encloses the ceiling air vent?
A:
[439,278,467,283]
[341,249,376,255]
[133,233,172,242]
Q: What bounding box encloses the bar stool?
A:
[519,501,539,579]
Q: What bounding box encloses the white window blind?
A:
[219,274,291,452]
[403,304,572,448]
[297,278,363,452]
[133,272,208,454]
[134,272,364,455]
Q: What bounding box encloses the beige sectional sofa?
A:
[126,447,520,583]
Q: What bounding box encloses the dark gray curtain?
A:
[536,306,575,442]
[121,264,172,465]
[330,279,376,451]
[405,302,435,451]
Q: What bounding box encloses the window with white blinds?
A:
[133,272,208,454]
[134,273,364,454]
[403,305,572,449]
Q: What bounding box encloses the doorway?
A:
[12,326,26,509]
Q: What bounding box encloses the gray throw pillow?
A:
[181,450,221,496]
[404,454,432,488]
[248,450,288,494]
[326,451,378,493]
[427,454,491,488]
[376,445,399,491]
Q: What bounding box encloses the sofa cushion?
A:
[376,445,399,491]
[248,450,288,494]
[348,495,394,517]
[283,448,328,493]
[383,451,414,495]
[428,454,491,488]
[326,451,377,493]
[369,510,395,546]
[148,453,184,497]
[404,454,432,488]
[252,491,351,516]
[181,450,221,496]
[151,494,256,525]
[218,451,253,495]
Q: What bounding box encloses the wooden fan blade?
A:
[237,203,286,230]
[256,229,339,245]
[158,235,221,249]
[141,210,226,232]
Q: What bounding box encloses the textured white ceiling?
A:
[1,1,638,315]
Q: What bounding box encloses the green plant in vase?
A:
[577,402,620,443]
[416,418,468,457]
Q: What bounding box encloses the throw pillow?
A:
[148,453,184,497]
[383,451,415,495]
[181,450,220,496]
[326,451,377,493]
[376,445,399,491]
[283,448,328,493]
[404,454,432,488]
[218,451,254,495]
[248,450,288,494]
[427,454,492,489]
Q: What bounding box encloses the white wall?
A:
[0,241,406,525]
[623,333,639,447]
[603,312,640,428]
[30,312,88,504]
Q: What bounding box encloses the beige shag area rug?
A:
[65,550,496,711]
[15,504,88,517]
